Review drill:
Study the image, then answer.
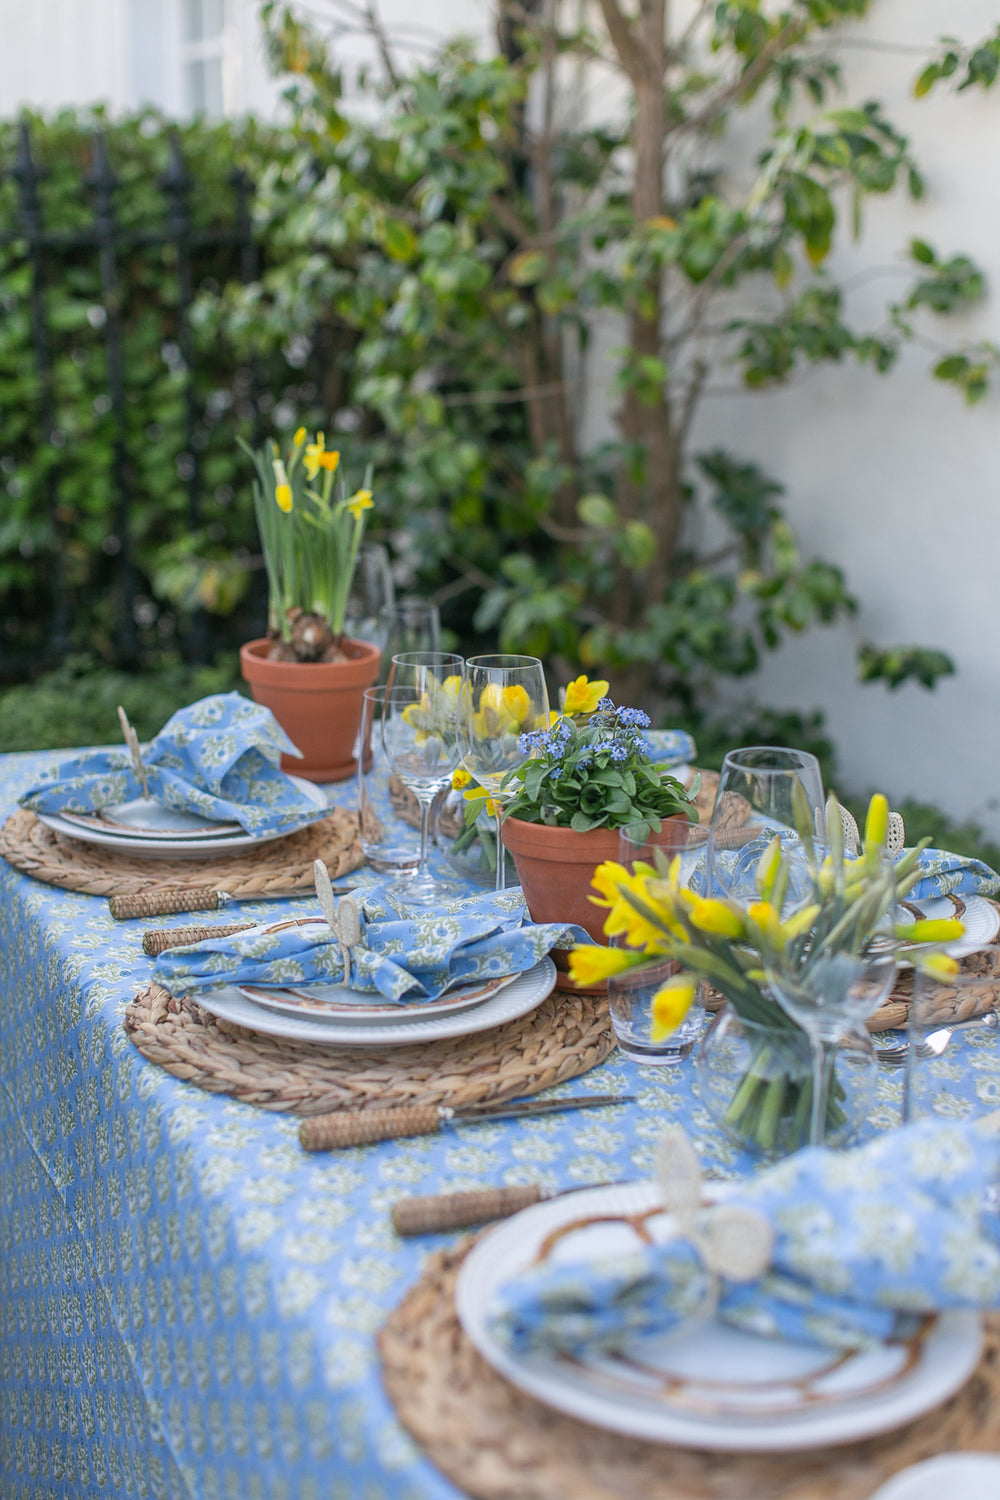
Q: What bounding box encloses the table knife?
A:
[391,1178,625,1236]
[298,1092,634,1153]
[109,883,359,921]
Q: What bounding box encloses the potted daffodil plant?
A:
[239,428,381,781]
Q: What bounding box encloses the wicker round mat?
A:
[380,1239,1000,1500]
[0,807,363,898]
[124,982,612,1116]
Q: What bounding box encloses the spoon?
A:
[876,1009,998,1066]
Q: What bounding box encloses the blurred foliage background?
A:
[1,2,999,859]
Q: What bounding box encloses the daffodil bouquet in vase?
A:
[238,428,382,781]
[570,794,964,1153]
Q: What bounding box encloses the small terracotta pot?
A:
[239,636,381,783]
[501,814,689,991]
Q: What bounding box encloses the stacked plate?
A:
[35,776,328,860]
[456,1181,983,1452]
[192,916,558,1047]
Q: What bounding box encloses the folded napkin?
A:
[153,886,581,1002]
[488,1119,1000,1357]
[715,832,1000,907]
[19,693,325,839]
[645,729,696,769]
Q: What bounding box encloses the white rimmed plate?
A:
[238,969,519,1023]
[194,955,556,1046]
[456,1180,982,1452]
[867,1454,1000,1500]
[58,801,243,840]
[899,896,999,961]
[35,775,328,859]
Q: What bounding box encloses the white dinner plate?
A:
[58,801,243,840]
[456,1181,983,1452]
[195,955,556,1046]
[901,895,999,960]
[35,776,328,859]
[238,967,520,1023]
[867,1454,1000,1500]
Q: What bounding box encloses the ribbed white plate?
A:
[195,956,556,1046]
[35,776,328,859]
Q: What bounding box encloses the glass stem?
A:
[494,807,506,892]
[808,1037,829,1146]
[417,794,434,879]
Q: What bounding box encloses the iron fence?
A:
[0,121,262,669]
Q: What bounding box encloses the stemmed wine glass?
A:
[386,650,463,692]
[764,943,897,1146]
[457,656,550,893]
[376,603,441,683]
[707,746,826,908]
[380,661,464,906]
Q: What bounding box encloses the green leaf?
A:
[577,494,617,529]
[382,218,417,262]
[508,250,549,286]
[910,239,935,265]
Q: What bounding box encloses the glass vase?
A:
[695,1005,876,1158]
[437,787,519,888]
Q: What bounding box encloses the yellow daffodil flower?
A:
[864,793,889,848]
[319,450,341,473]
[651,974,699,1040]
[293,426,307,447]
[346,488,373,519]
[913,952,961,977]
[441,675,462,700]
[755,836,782,902]
[563,676,609,717]
[304,432,326,480]
[686,897,744,940]
[567,944,642,988]
[452,767,472,790]
[894,918,965,944]
[473,683,535,738]
[746,900,783,946]
[272,459,293,513]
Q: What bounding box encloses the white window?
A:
[181,0,229,115]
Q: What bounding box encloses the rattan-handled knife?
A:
[298,1093,634,1152]
[110,884,358,920]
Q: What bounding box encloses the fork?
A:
[876,1010,998,1065]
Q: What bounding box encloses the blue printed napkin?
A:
[488,1119,1000,1356]
[153,886,581,1002]
[19,693,325,838]
[645,729,696,768]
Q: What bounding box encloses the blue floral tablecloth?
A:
[2,746,1000,1500]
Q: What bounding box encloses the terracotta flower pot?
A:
[501,813,689,991]
[239,636,381,783]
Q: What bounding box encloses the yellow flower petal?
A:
[567,945,641,988]
[914,952,961,977]
[347,489,374,519]
[451,767,472,790]
[293,426,307,446]
[564,676,609,717]
[687,897,744,939]
[651,975,698,1040]
[319,450,341,472]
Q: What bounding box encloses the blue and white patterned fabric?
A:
[907,850,1000,902]
[645,729,696,768]
[18,693,326,837]
[3,743,1000,1500]
[152,886,581,1002]
[487,1120,1000,1359]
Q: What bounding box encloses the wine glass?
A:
[457,655,550,893]
[380,676,463,906]
[376,602,441,683]
[708,746,826,909]
[607,822,711,1064]
[386,651,463,692]
[344,544,395,647]
[765,946,897,1146]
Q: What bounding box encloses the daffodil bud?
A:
[864,793,889,849]
[894,918,965,944]
[651,974,699,1039]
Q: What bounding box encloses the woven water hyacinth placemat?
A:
[0,806,363,898]
[124,982,612,1116]
[379,1239,1000,1500]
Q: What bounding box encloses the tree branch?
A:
[596,0,649,87]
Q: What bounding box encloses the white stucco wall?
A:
[686,0,1000,834]
[1,0,997,833]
